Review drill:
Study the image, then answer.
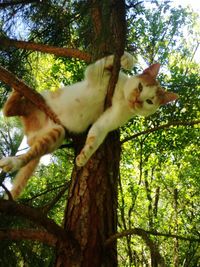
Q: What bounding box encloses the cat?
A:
[0,52,178,198]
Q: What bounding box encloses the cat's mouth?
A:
[128,89,143,110]
[128,98,143,110]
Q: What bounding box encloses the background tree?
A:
[0,0,199,266]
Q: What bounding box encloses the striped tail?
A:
[10,158,40,199]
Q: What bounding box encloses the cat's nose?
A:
[135,98,143,107]
[130,88,140,100]
[128,98,142,110]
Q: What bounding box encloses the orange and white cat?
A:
[0,52,178,198]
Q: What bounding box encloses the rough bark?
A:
[57,132,120,267]
[0,1,126,266]
[55,1,126,266]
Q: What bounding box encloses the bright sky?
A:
[173,0,200,11]
[173,0,200,63]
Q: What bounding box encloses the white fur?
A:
[0,52,162,172]
[0,157,23,172]
[44,53,138,134]
[0,52,178,198]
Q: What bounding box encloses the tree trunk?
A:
[55,132,120,267]
[55,1,126,266]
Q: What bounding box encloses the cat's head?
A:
[124,63,178,117]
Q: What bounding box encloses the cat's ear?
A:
[158,89,179,105]
[143,63,160,78]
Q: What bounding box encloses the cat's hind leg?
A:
[0,125,65,173]
[10,158,40,199]
[0,156,24,173]
[3,90,29,117]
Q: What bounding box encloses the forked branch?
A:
[0,199,80,255]
[0,199,68,240]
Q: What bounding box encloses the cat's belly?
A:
[44,83,107,133]
[58,102,104,133]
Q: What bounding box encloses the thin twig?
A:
[106,227,166,267]
[41,182,69,214]
[121,120,200,144]
[105,227,200,246]
[1,183,13,201]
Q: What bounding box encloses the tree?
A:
[0,0,200,266]
[0,0,125,266]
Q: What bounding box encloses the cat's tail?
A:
[10,158,40,199]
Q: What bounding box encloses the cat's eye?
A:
[138,82,143,92]
[146,99,153,105]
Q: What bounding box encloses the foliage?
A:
[118,2,200,265]
[0,0,199,266]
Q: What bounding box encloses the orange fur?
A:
[11,158,40,199]
[21,109,47,134]
[0,52,178,198]
[3,91,28,117]
[138,73,158,86]
[128,89,143,109]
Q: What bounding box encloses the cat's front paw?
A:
[0,157,23,172]
[76,135,97,167]
[121,52,137,70]
[76,152,88,167]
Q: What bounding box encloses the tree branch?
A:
[106,228,166,266]
[0,0,41,8]
[105,227,200,246]
[105,227,200,266]
[0,37,92,62]
[105,0,126,108]
[0,199,71,243]
[24,183,67,203]
[41,182,69,214]
[0,183,13,200]
[0,65,64,127]
[121,120,200,144]
[0,229,57,246]
[0,199,81,259]
[0,38,92,132]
